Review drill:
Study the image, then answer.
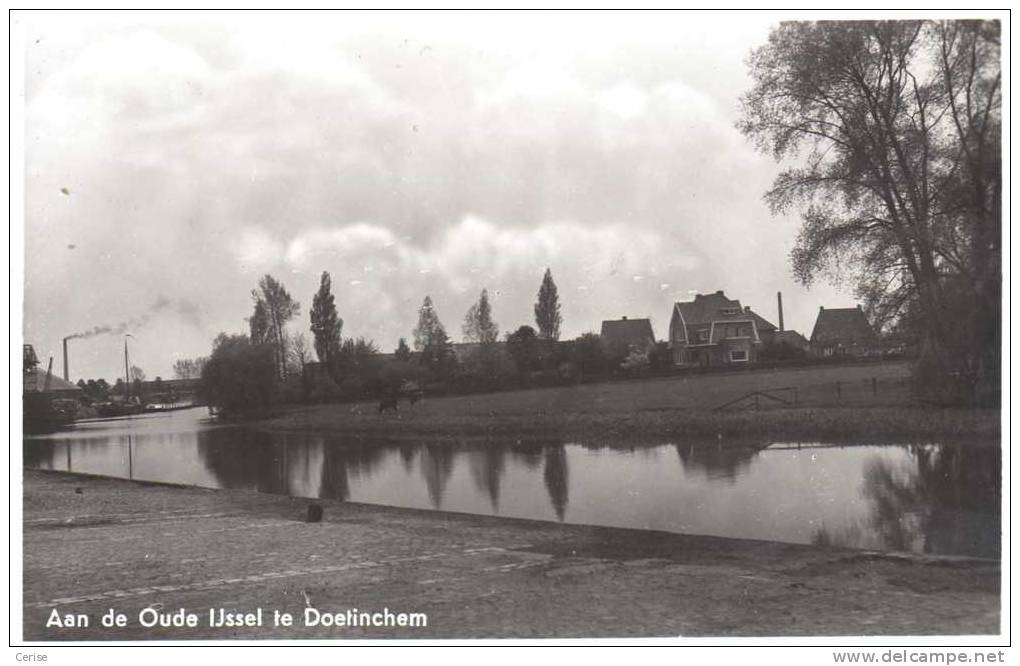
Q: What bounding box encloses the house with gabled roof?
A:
[668,291,777,366]
[600,317,656,358]
[809,305,879,357]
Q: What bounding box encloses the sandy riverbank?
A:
[21,470,1000,640]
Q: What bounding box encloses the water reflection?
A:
[23,409,1000,557]
[543,445,569,521]
[468,448,506,510]
[421,444,455,509]
[674,441,765,482]
[813,444,1000,557]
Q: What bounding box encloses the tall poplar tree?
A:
[310,271,343,366]
[534,268,562,340]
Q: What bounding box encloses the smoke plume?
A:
[65,296,204,340]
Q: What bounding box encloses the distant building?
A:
[23,367,82,395]
[600,317,656,357]
[773,329,811,352]
[668,291,777,366]
[23,348,82,429]
[809,305,879,357]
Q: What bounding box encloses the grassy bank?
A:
[258,361,999,444]
[261,405,999,443]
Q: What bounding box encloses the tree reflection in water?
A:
[674,440,765,482]
[467,447,506,511]
[198,430,388,500]
[420,443,455,509]
[543,444,569,521]
[813,444,1000,557]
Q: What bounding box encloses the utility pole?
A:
[124,335,132,400]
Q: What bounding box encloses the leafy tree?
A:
[570,333,608,379]
[462,288,499,343]
[248,298,272,345]
[413,296,442,351]
[286,331,311,376]
[506,325,540,373]
[335,337,381,380]
[129,365,146,382]
[647,341,674,369]
[620,345,650,374]
[173,357,208,380]
[310,271,343,365]
[394,337,412,362]
[534,268,562,340]
[200,334,277,418]
[738,20,1000,402]
[413,296,456,378]
[250,275,301,380]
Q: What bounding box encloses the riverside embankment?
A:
[259,361,998,442]
[22,470,1000,640]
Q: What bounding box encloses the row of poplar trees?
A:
[296,267,563,378]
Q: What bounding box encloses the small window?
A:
[698,330,709,342]
[730,350,748,362]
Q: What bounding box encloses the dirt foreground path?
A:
[21,470,1000,641]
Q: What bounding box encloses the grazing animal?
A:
[378,396,399,414]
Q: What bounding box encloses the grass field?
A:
[262,360,999,443]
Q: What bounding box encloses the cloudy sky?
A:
[19,10,850,382]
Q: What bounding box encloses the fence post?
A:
[836,381,842,399]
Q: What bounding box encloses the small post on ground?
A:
[836,381,842,400]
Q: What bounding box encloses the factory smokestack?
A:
[777,292,785,332]
[62,337,69,382]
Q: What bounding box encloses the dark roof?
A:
[674,291,777,339]
[675,291,744,326]
[810,307,878,346]
[774,330,810,348]
[23,369,82,394]
[746,309,777,333]
[600,318,655,348]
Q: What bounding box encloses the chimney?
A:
[622,315,628,321]
[62,337,69,382]
[777,292,785,332]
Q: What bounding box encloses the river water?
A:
[23,407,1000,558]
